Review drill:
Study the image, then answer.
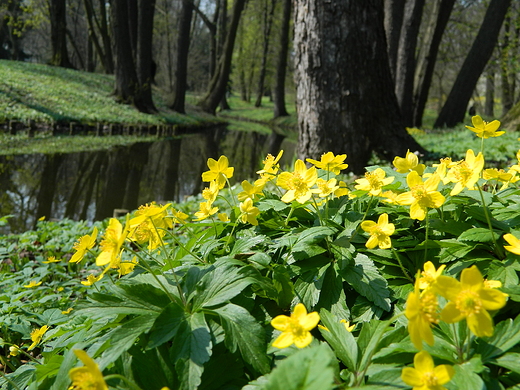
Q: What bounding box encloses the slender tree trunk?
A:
[136,0,157,112]
[35,154,63,223]
[412,0,455,126]
[485,68,495,117]
[171,0,194,113]
[434,0,511,128]
[49,0,74,68]
[384,0,405,80]
[394,0,425,125]
[295,0,426,174]
[98,0,114,73]
[198,0,247,114]
[273,0,291,118]
[254,0,276,107]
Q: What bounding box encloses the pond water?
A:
[0,127,295,234]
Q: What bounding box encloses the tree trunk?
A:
[98,0,114,73]
[35,154,63,223]
[485,67,495,117]
[171,0,194,113]
[383,0,405,80]
[412,0,455,126]
[273,0,291,118]
[198,0,247,114]
[394,0,425,125]
[434,0,511,128]
[295,0,426,174]
[49,0,74,68]
[111,0,148,112]
[254,0,276,108]
[136,0,157,112]
[127,0,138,60]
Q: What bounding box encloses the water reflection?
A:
[0,127,295,234]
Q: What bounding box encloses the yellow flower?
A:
[405,284,439,350]
[276,159,319,203]
[483,168,512,182]
[503,233,520,255]
[401,350,455,390]
[484,279,502,289]
[380,190,400,204]
[118,257,138,276]
[360,213,395,249]
[395,171,445,221]
[70,227,98,263]
[271,303,320,348]
[435,265,508,337]
[354,168,394,196]
[9,345,20,356]
[202,180,220,203]
[43,256,60,264]
[81,273,104,286]
[306,152,348,175]
[257,150,283,182]
[28,325,49,351]
[172,209,189,224]
[23,280,42,288]
[334,180,350,198]
[444,149,484,196]
[128,203,171,251]
[96,219,128,267]
[417,261,446,291]
[393,150,425,175]
[218,213,230,222]
[237,179,265,201]
[202,155,234,189]
[465,115,504,139]
[239,198,260,226]
[62,307,73,314]
[69,349,108,390]
[316,178,339,198]
[194,201,218,221]
[340,319,355,332]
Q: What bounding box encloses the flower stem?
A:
[477,185,505,259]
[391,246,414,283]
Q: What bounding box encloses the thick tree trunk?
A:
[171,0,194,113]
[384,0,405,80]
[394,0,425,125]
[49,0,74,68]
[412,0,455,126]
[434,0,511,128]
[254,0,276,108]
[127,0,138,60]
[136,0,157,112]
[111,0,148,112]
[198,0,247,114]
[273,0,291,118]
[295,0,426,174]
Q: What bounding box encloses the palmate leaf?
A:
[147,301,186,348]
[262,344,337,390]
[476,314,520,361]
[210,303,270,374]
[458,227,500,243]
[190,258,263,310]
[339,253,391,311]
[293,264,329,308]
[130,344,176,390]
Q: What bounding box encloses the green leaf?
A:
[130,345,176,390]
[272,266,295,307]
[263,344,337,390]
[490,353,520,374]
[487,259,519,287]
[449,361,485,390]
[147,301,187,348]
[171,312,212,365]
[211,303,270,374]
[191,260,259,310]
[476,315,520,361]
[339,253,391,311]
[230,235,266,257]
[357,320,391,373]
[318,309,359,371]
[458,227,500,243]
[257,199,291,212]
[176,357,204,390]
[293,264,329,308]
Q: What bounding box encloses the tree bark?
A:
[434,0,511,128]
[254,0,276,108]
[171,0,194,113]
[384,0,405,80]
[48,0,74,68]
[485,67,495,117]
[394,0,425,125]
[136,0,157,112]
[295,0,426,174]
[412,0,455,126]
[198,0,247,114]
[273,0,291,118]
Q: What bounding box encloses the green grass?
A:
[0,60,220,126]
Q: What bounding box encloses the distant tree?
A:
[384,0,405,80]
[48,0,74,68]
[295,0,426,173]
[272,0,291,118]
[83,0,114,73]
[434,0,511,128]
[254,0,276,107]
